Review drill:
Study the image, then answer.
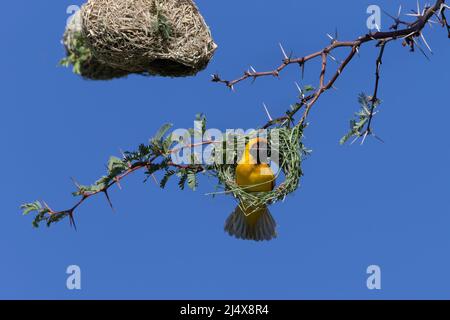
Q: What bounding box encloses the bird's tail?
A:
[224,205,277,241]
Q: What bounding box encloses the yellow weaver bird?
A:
[225,137,277,241]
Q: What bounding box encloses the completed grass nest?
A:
[81,0,217,77]
[213,125,309,212]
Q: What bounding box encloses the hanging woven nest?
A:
[61,9,130,81]
[213,125,309,212]
[81,0,218,77]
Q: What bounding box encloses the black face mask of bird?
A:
[248,140,270,165]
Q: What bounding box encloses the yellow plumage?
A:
[225,138,277,241]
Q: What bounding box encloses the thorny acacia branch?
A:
[212,0,448,129]
[22,122,210,228]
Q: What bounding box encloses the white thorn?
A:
[412,37,431,60]
[250,66,257,73]
[374,23,381,32]
[350,135,360,145]
[280,118,289,127]
[326,33,334,40]
[420,33,433,53]
[397,5,402,17]
[417,0,421,16]
[279,43,288,59]
[402,31,417,39]
[363,106,371,115]
[294,82,303,95]
[422,3,428,15]
[263,103,273,121]
[361,131,369,145]
[329,54,338,62]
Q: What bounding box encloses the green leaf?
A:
[108,156,127,174]
[340,131,353,145]
[46,212,68,227]
[138,144,151,157]
[59,57,71,67]
[358,92,370,108]
[187,172,198,191]
[340,92,382,145]
[156,11,172,40]
[178,173,188,190]
[20,201,42,215]
[145,162,164,176]
[303,85,315,92]
[73,61,81,75]
[153,123,173,142]
[160,170,175,189]
[162,133,174,153]
[195,113,207,133]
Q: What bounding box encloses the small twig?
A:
[441,9,450,36]
[299,45,359,125]
[365,40,388,137]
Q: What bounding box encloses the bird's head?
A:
[240,137,269,165]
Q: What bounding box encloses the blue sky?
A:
[1,0,449,299]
